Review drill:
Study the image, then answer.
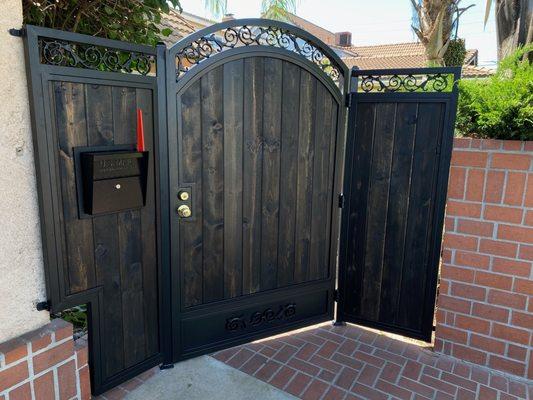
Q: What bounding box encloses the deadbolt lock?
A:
[178,191,189,201]
[177,205,192,218]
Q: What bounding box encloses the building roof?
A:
[285,13,337,46]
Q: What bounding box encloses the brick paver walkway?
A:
[212,323,533,400]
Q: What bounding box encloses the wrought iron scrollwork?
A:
[225,303,296,332]
[39,38,156,76]
[358,73,452,93]
[175,25,342,87]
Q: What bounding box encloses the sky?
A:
[179,0,498,68]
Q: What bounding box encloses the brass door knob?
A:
[177,205,192,218]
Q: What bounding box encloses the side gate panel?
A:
[339,68,460,341]
[24,26,163,394]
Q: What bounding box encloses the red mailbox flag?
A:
[136,108,145,152]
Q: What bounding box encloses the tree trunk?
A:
[496,0,533,60]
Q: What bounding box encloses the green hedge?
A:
[456,44,533,141]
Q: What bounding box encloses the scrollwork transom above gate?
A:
[174,25,344,89]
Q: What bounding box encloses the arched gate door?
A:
[164,20,349,361]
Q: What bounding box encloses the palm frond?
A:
[261,0,298,21]
[204,0,227,18]
[484,0,492,26]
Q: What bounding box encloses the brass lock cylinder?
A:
[177,205,192,218]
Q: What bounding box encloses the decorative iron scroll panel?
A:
[169,55,340,360]
[337,68,460,342]
[173,23,344,90]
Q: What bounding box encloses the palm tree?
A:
[485,0,532,60]
[203,0,297,21]
[411,0,473,66]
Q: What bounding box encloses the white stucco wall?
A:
[0,0,50,343]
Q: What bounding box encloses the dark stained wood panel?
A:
[201,67,225,303]
[176,56,339,308]
[179,80,204,308]
[242,58,264,295]
[341,97,449,341]
[223,59,244,299]
[51,81,159,382]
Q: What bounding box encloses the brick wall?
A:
[435,138,533,380]
[0,319,90,400]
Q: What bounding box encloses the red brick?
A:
[288,357,320,376]
[337,339,357,356]
[498,224,533,244]
[0,339,27,365]
[455,315,490,334]
[452,344,487,364]
[0,362,29,392]
[33,341,74,374]
[75,341,88,367]
[443,233,478,251]
[456,219,493,237]
[492,257,531,277]
[31,333,52,353]
[440,265,474,283]
[286,372,311,397]
[478,385,498,400]
[507,344,527,361]
[456,388,476,400]
[351,384,388,400]
[376,380,412,400]
[442,248,452,263]
[519,244,533,261]
[255,360,282,382]
[488,289,527,309]
[34,371,55,400]
[513,278,533,294]
[323,387,346,400]
[213,347,239,363]
[437,295,471,314]
[308,355,342,373]
[480,139,501,149]
[492,324,530,345]
[295,342,319,361]
[484,204,523,223]
[504,172,527,205]
[357,364,380,386]
[469,334,505,355]
[420,374,457,396]
[435,325,467,343]
[269,366,296,389]
[450,282,486,301]
[454,251,490,269]
[8,382,31,400]
[452,151,488,168]
[509,381,527,398]
[474,271,513,290]
[316,340,338,358]
[447,167,466,199]
[502,140,523,150]
[54,322,73,342]
[484,171,505,203]
[241,354,267,375]
[488,355,526,377]
[398,377,435,398]
[525,174,533,207]
[465,169,485,201]
[528,349,533,380]
[58,360,76,400]
[511,311,533,329]
[445,201,482,218]
[479,239,517,258]
[453,138,471,148]
[335,367,358,390]
[272,345,296,363]
[472,302,509,322]
[301,379,328,400]
[491,153,531,170]
[525,210,533,226]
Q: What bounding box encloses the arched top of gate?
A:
[169,18,348,91]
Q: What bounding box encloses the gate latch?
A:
[338,193,345,209]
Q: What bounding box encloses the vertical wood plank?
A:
[260,58,282,291]
[54,81,95,294]
[85,83,124,377]
[277,61,300,287]
[294,71,317,284]
[309,83,334,281]
[397,102,443,330]
[378,103,418,323]
[344,103,376,316]
[136,88,159,357]
[179,81,204,307]
[113,86,146,367]
[360,102,396,321]
[242,58,264,295]
[201,67,225,303]
[223,60,244,299]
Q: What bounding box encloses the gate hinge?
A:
[333,289,340,302]
[8,28,25,37]
[36,300,51,311]
[338,193,345,208]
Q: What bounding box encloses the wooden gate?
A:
[165,20,349,361]
[337,68,460,341]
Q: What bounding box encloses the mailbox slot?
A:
[76,148,149,217]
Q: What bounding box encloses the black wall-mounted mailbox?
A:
[80,150,149,216]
